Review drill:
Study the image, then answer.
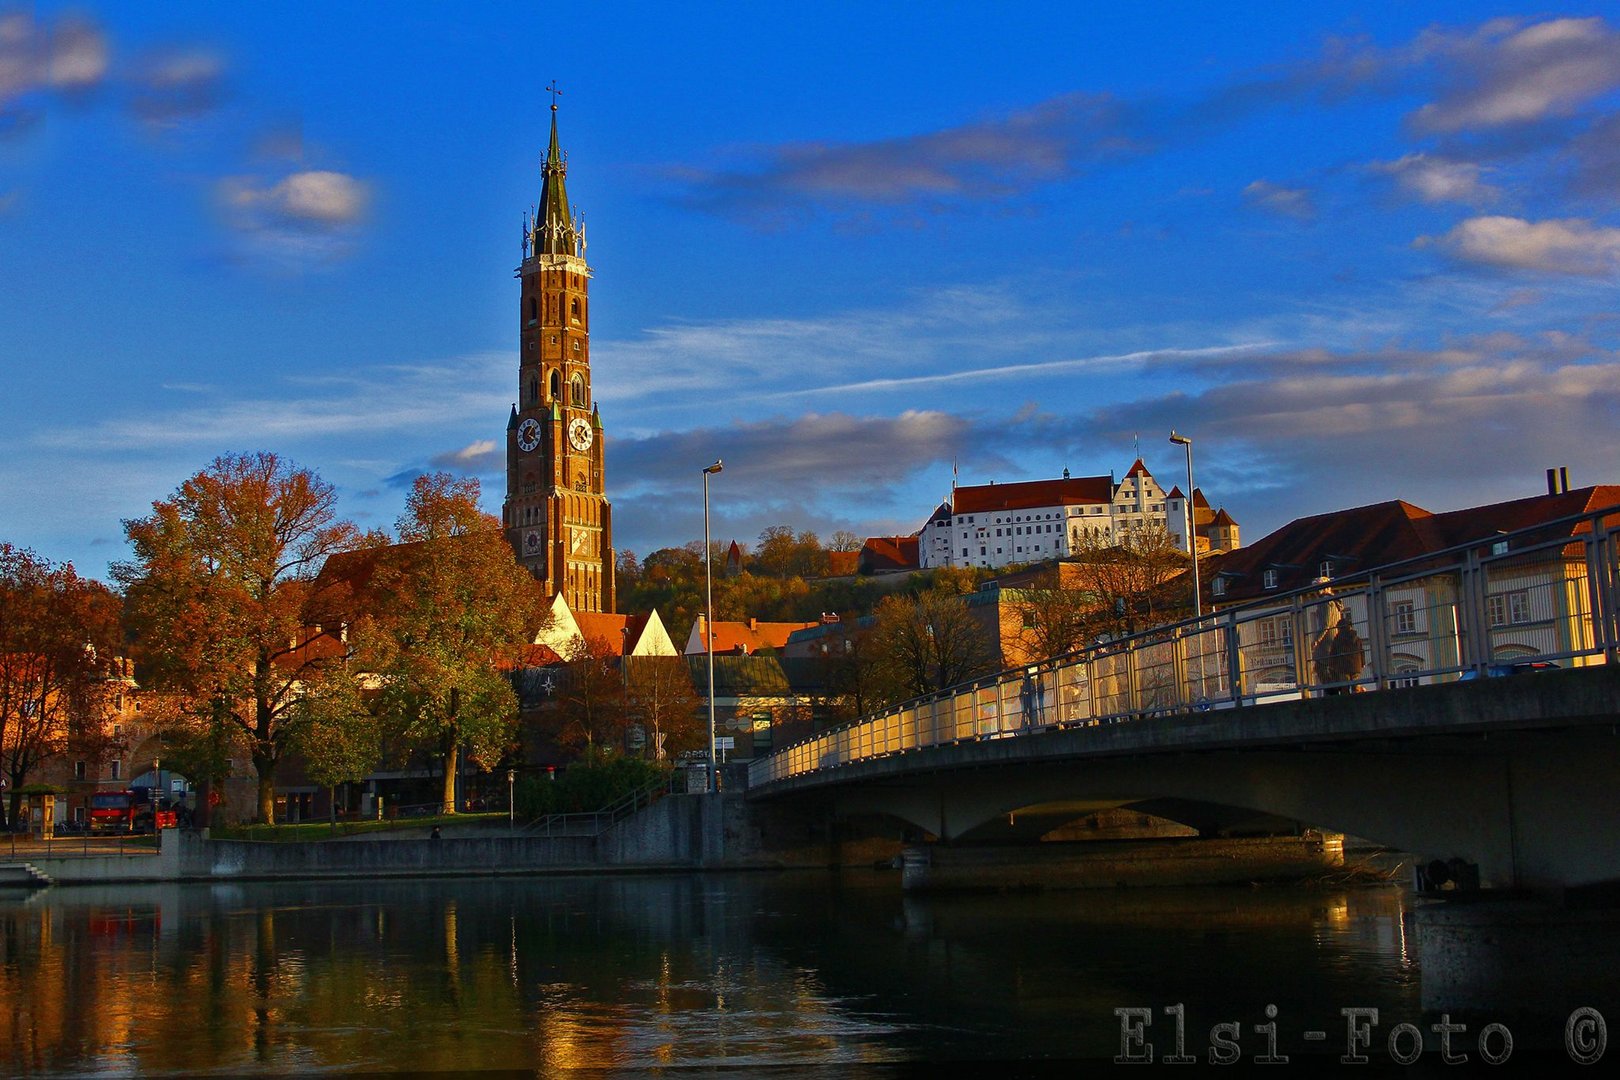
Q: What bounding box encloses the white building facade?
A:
[919,460,1196,571]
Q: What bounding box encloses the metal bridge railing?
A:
[750,504,1620,789]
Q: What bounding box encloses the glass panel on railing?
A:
[1056,659,1093,726]
[1092,648,1131,720]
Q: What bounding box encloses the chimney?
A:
[1547,468,1558,496]
[1560,466,1570,493]
[748,617,758,631]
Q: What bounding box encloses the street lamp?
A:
[507,769,516,834]
[152,757,161,833]
[1168,432,1202,620]
[702,460,723,795]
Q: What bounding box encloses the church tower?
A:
[503,96,614,613]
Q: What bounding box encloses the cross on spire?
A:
[546,80,562,112]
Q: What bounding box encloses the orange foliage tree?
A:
[363,474,546,813]
[0,544,123,828]
[115,453,361,824]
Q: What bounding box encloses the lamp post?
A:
[507,769,515,834]
[152,757,161,833]
[702,460,723,795]
[1168,431,1202,620]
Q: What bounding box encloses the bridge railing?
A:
[751,504,1620,789]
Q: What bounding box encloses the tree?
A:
[288,660,381,816]
[547,635,628,751]
[869,588,999,706]
[1066,522,1191,639]
[1007,567,1100,662]
[623,654,701,759]
[0,545,123,828]
[365,473,545,813]
[116,453,360,824]
[829,530,862,553]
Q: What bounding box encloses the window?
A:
[1491,539,1509,556]
[570,373,586,406]
[527,297,538,323]
[570,298,580,321]
[527,376,538,405]
[1319,560,1334,579]
[1263,569,1278,590]
[1391,600,1417,635]
[1487,590,1532,627]
[1212,578,1226,597]
[1258,616,1292,647]
[109,760,121,781]
[1391,668,1421,688]
[74,760,87,781]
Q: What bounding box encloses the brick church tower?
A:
[503,98,614,613]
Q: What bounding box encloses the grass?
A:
[211,812,510,842]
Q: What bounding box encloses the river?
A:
[0,872,1436,1074]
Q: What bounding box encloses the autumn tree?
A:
[549,635,628,751]
[829,530,862,553]
[116,453,361,824]
[1066,522,1191,639]
[869,588,999,706]
[365,473,545,813]
[754,525,829,579]
[0,544,123,828]
[623,654,700,759]
[1007,567,1100,662]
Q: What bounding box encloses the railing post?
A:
[1225,611,1243,708]
[1365,571,1391,691]
[1457,546,1490,673]
[1171,628,1189,711]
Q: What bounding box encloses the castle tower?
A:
[503,97,614,613]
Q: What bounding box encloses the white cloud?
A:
[47,17,108,91]
[430,439,501,472]
[223,169,369,227]
[1370,153,1498,204]
[1412,17,1620,133]
[1243,179,1314,220]
[1422,216,1620,276]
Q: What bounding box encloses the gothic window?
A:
[527,297,538,323]
[570,298,580,321]
[550,369,561,400]
[527,376,538,405]
[570,373,585,406]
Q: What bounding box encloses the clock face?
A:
[524,530,542,555]
[517,418,542,453]
[568,417,594,451]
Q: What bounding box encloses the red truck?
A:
[89,790,177,834]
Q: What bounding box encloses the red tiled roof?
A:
[860,535,919,572]
[1211,486,1620,604]
[574,611,630,655]
[952,476,1112,514]
[690,616,818,655]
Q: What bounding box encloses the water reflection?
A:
[0,875,1419,1073]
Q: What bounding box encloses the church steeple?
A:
[532,96,580,258]
[504,86,613,614]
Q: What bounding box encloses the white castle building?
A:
[917,460,1240,571]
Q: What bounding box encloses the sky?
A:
[3,2,1619,582]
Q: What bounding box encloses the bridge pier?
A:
[898,833,1346,892]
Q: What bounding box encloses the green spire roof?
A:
[533,106,579,257]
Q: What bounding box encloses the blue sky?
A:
[4,2,1619,581]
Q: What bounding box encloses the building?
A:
[918,460,1238,572]
[684,616,820,656]
[1207,481,1620,690]
[531,593,679,661]
[502,100,614,613]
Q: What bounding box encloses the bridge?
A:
[748,504,1620,893]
